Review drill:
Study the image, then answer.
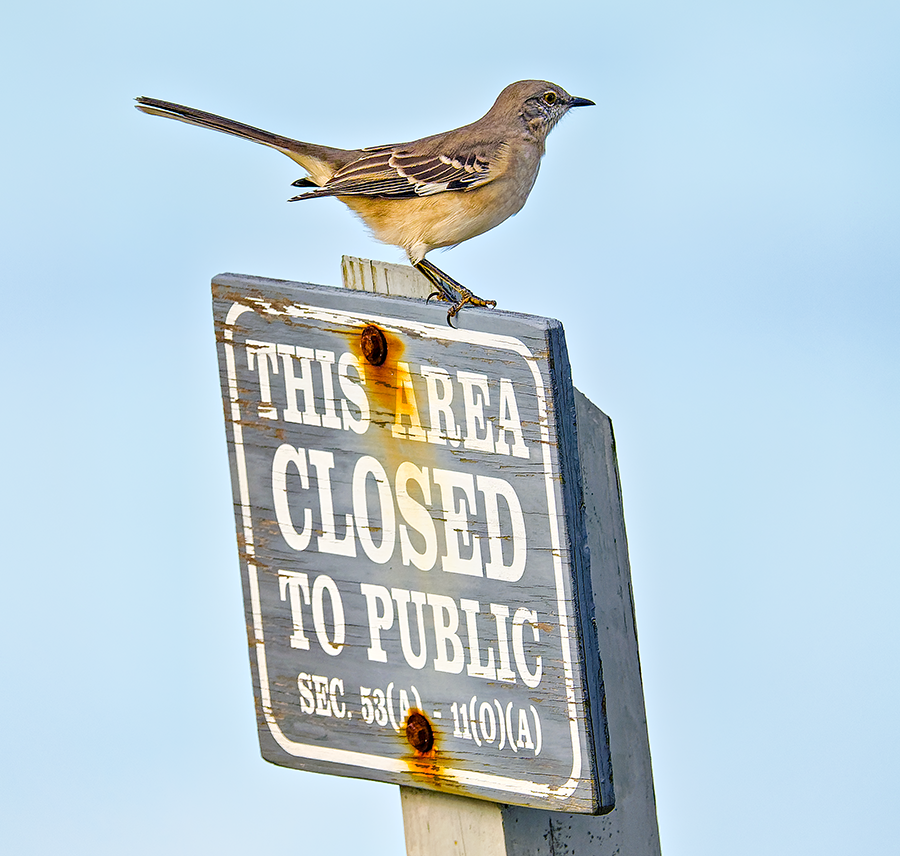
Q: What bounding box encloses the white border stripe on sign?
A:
[223,299,582,801]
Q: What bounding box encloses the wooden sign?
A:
[213,272,614,814]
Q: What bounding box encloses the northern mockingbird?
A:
[136,80,594,324]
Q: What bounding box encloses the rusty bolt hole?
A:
[361,325,388,366]
[406,712,434,753]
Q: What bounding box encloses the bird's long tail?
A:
[134,96,348,184]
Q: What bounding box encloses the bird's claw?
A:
[445,294,498,327]
[414,259,496,327]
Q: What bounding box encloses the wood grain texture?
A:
[342,255,430,296]
[401,789,508,856]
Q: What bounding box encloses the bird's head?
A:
[490,80,594,140]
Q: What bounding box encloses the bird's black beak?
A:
[568,96,595,108]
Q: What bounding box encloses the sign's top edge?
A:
[211,271,565,334]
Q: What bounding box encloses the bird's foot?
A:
[446,290,497,324]
[414,260,497,327]
[424,281,456,304]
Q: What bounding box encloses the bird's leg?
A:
[414,259,497,327]
[417,265,457,305]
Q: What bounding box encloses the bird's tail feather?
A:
[134,96,348,184]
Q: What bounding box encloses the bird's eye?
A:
[542,91,558,105]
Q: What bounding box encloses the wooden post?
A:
[341,257,661,855]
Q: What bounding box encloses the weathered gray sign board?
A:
[213,272,614,814]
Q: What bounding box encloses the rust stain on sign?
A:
[345,323,406,424]
[360,324,389,366]
[400,710,462,793]
[405,709,435,753]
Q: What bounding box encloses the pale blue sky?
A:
[2,1,898,853]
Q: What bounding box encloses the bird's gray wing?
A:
[289,140,509,200]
